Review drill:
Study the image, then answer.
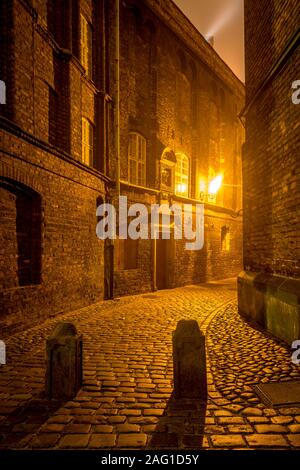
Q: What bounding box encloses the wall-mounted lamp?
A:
[199,174,223,202]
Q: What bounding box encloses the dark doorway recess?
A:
[156,235,173,290]
[0,177,42,288]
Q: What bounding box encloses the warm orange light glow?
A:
[208,174,223,195]
[177,183,187,194]
[199,180,207,193]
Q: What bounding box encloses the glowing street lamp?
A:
[199,174,223,202]
[208,174,223,197]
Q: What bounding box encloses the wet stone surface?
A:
[207,304,300,406]
[0,279,300,450]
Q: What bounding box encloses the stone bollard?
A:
[173,320,207,400]
[46,322,82,399]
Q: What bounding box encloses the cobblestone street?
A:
[1,278,300,450]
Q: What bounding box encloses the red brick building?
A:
[113,0,244,297]
[0,0,244,335]
[238,0,300,344]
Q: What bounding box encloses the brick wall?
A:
[0,0,107,335]
[244,0,300,101]
[112,0,244,295]
[1,0,245,332]
[238,0,300,344]
[0,126,106,336]
[172,210,243,287]
[243,0,300,278]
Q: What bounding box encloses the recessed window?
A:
[115,238,139,270]
[161,167,172,187]
[82,117,94,166]
[48,87,58,146]
[175,153,189,197]
[0,179,42,288]
[221,226,230,252]
[128,132,146,186]
[176,72,191,124]
[80,14,93,79]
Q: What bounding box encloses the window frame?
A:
[80,14,93,79]
[128,132,147,187]
[82,117,94,167]
[175,153,189,197]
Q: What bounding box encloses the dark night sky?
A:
[174,0,245,82]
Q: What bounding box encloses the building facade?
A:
[112,0,245,296]
[0,0,244,335]
[238,0,300,344]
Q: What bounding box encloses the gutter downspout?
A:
[115,0,120,198]
[102,0,107,175]
[106,0,120,301]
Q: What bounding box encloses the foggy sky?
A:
[174,0,245,82]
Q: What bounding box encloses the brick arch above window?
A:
[0,163,43,195]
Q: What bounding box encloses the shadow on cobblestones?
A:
[148,392,207,449]
[0,396,65,449]
[207,303,300,407]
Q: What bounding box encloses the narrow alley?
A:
[1,279,300,450]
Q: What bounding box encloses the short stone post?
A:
[173,320,207,400]
[46,322,82,399]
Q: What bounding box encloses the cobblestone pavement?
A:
[1,278,300,450]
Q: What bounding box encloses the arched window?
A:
[175,153,189,197]
[128,132,146,186]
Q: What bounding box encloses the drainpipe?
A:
[115,0,120,198]
[152,238,157,292]
[106,0,120,301]
[102,0,107,175]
